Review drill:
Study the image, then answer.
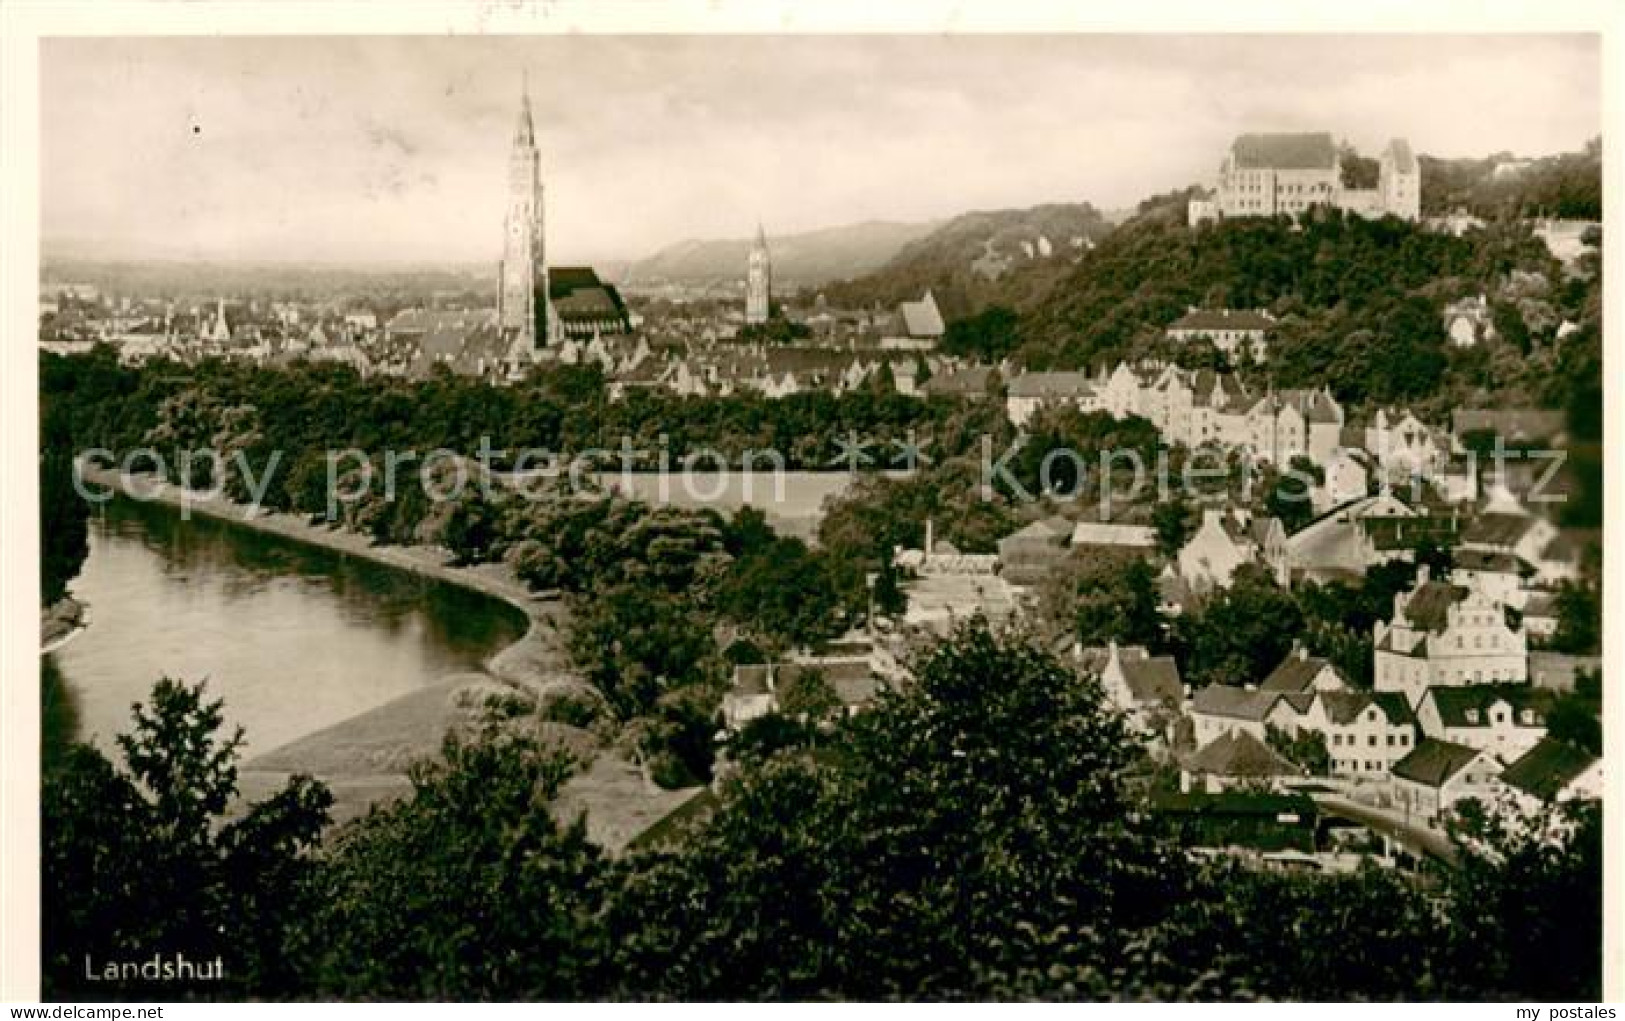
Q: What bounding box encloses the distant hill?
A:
[811,202,1114,320]
[623,220,940,293]
[39,259,495,306]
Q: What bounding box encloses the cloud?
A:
[41,34,1600,265]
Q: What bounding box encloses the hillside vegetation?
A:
[813,201,1113,318]
[1420,138,1601,220]
[1010,196,1600,426]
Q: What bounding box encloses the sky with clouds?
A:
[41,34,1601,265]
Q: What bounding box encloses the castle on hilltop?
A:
[1188,132,1419,226]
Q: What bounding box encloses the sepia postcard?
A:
[1,0,1619,1006]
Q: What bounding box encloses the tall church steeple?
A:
[514,70,535,147]
[745,221,771,326]
[499,74,548,375]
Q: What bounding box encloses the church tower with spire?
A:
[745,223,771,326]
[499,78,549,371]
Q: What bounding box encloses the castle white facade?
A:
[1190,132,1420,226]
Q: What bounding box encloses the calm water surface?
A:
[46,497,526,761]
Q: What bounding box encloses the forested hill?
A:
[812,201,1114,319]
[1420,137,1602,220]
[1006,195,1601,426]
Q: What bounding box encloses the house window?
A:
[1368,735,1378,746]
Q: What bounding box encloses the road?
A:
[1313,793,1459,864]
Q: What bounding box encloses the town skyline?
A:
[42,33,1600,267]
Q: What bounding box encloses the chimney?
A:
[1297,643,1309,661]
[1417,563,1431,586]
[925,517,935,557]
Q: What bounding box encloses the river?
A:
[44,496,528,765]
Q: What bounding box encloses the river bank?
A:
[78,466,598,826]
[81,464,576,695]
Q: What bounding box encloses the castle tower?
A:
[1378,138,1420,222]
[745,222,771,326]
[499,80,549,372]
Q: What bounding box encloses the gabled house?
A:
[1414,685,1545,760]
[721,665,776,730]
[1282,690,1417,778]
[1284,489,1421,583]
[1315,448,1372,513]
[1005,371,1098,427]
[920,365,994,401]
[1180,730,1304,794]
[1090,641,1183,720]
[1461,508,1557,572]
[1499,737,1602,815]
[1258,645,1349,695]
[1178,508,1259,593]
[1391,737,1504,824]
[1521,592,1560,641]
[1373,565,1528,705]
[1364,407,1453,477]
[1190,685,1281,745]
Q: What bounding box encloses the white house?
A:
[1414,685,1546,760]
[1165,308,1276,363]
[1269,689,1418,779]
[1178,509,1260,593]
[1499,736,1603,816]
[1373,566,1528,706]
[1391,738,1504,824]
[1078,642,1183,724]
[1315,448,1372,513]
[1258,646,1350,695]
[1190,685,1281,745]
[1005,371,1098,427]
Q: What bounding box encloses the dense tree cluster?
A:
[43,630,1602,1001]
[40,348,1007,492]
[1420,139,1602,220]
[1011,203,1599,427]
[815,203,1111,317]
[40,395,89,605]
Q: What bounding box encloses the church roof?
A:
[550,267,631,327]
[899,291,945,338]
